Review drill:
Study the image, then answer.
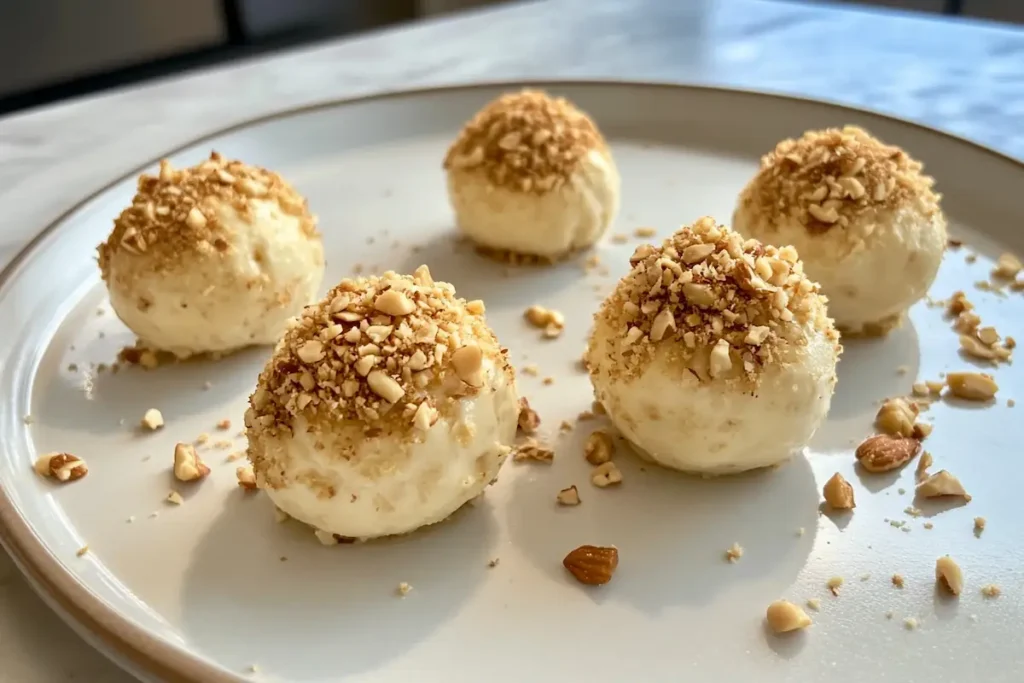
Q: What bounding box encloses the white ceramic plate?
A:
[2,83,1023,683]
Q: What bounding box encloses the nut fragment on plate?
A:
[915,451,934,482]
[172,443,210,482]
[916,470,971,501]
[875,397,918,437]
[981,584,1001,598]
[33,453,88,482]
[827,576,844,596]
[591,461,623,487]
[992,252,1022,279]
[974,516,986,532]
[936,556,963,595]
[892,574,905,588]
[517,397,540,434]
[583,430,614,465]
[523,305,565,336]
[236,465,258,490]
[513,440,554,463]
[945,372,998,401]
[556,485,581,506]
[562,544,618,585]
[725,542,744,563]
[855,434,921,473]
[166,491,184,505]
[765,600,812,633]
[822,472,855,509]
[396,582,412,597]
[141,408,164,430]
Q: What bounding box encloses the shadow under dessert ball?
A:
[586,217,841,475]
[97,152,325,357]
[444,89,620,260]
[244,265,520,540]
[732,126,946,336]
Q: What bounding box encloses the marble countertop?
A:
[1,0,1022,680]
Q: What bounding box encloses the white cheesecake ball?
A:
[733,126,946,336]
[98,152,324,357]
[245,265,520,540]
[586,217,841,475]
[444,90,620,261]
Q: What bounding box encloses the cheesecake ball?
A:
[244,266,519,539]
[732,126,946,335]
[586,217,841,475]
[97,152,324,357]
[444,89,620,260]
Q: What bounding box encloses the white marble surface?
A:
[0,0,1022,680]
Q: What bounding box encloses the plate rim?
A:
[2,78,1022,683]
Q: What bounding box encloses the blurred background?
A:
[1,0,1022,116]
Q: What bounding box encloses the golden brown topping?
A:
[588,217,838,385]
[917,470,971,501]
[855,434,921,473]
[245,266,510,445]
[822,472,855,509]
[98,152,316,277]
[33,453,88,482]
[444,90,606,194]
[765,600,812,633]
[563,544,618,585]
[738,125,939,234]
[172,443,210,482]
[935,556,963,595]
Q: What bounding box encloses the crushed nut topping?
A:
[246,266,512,481]
[98,152,316,277]
[33,453,88,482]
[591,461,623,487]
[172,443,210,482]
[517,397,540,434]
[583,430,615,465]
[513,440,554,463]
[822,472,855,509]
[444,89,606,194]
[556,485,581,506]
[141,408,164,431]
[725,542,744,563]
[936,556,963,595]
[916,470,971,501]
[945,372,998,401]
[737,125,939,235]
[587,217,838,385]
[855,434,921,473]
[765,600,812,633]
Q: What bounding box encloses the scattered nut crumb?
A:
[521,364,539,376]
[542,376,555,385]
[805,598,821,611]
[725,542,744,563]
[33,453,88,482]
[226,451,245,462]
[487,558,500,568]
[236,465,257,490]
[194,433,210,446]
[915,451,933,482]
[76,545,89,557]
[974,516,986,532]
[993,252,1022,279]
[765,600,812,633]
[559,420,573,432]
[584,430,615,465]
[216,419,231,430]
[936,555,963,595]
[981,584,1001,598]
[827,576,844,596]
[917,470,971,501]
[141,408,164,430]
[796,527,805,537]
[923,522,934,530]
[513,440,554,463]
[892,574,905,588]
[822,472,855,509]
[397,582,412,597]
[591,461,623,488]
[563,545,618,585]
[523,305,565,336]
[556,485,581,506]
[172,443,210,482]
[946,372,998,401]
[166,491,184,506]
[611,233,629,244]
[875,397,918,437]
[634,227,657,238]
[517,398,540,434]
[904,617,919,630]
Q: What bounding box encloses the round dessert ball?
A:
[732,126,947,336]
[444,89,620,260]
[586,217,841,475]
[97,152,324,357]
[244,265,520,540]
